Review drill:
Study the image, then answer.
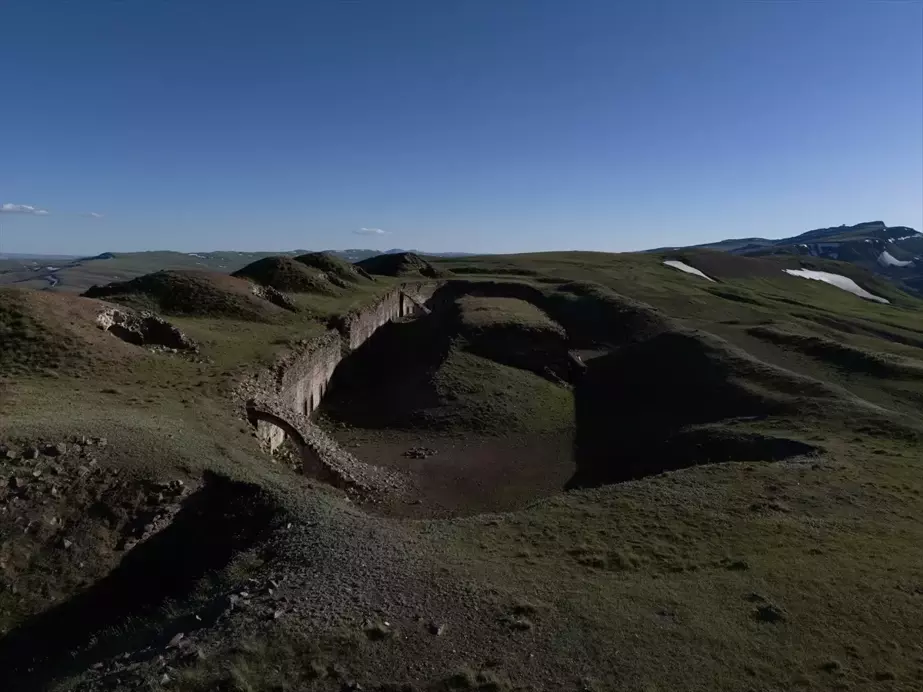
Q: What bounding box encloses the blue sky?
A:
[2,0,921,255]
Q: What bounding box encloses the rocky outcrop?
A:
[249,284,298,312]
[96,308,197,351]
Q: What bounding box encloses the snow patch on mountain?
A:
[663,260,715,282]
[878,251,914,268]
[783,269,889,304]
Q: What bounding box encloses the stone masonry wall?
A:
[338,281,437,350]
[278,330,343,420]
[243,282,438,452]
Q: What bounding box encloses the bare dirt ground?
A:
[330,428,576,519]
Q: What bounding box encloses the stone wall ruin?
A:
[243,282,437,452]
[96,307,197,351]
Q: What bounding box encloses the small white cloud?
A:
[353,227,389,235]
[1,203,49,215]
[86,212,104,218]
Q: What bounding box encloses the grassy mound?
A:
[325,344,574,435]
[83,270,287,322]
[456,296,573,381]
[747,325,923,380]
[457,296,564,334]
[426,348,574,433]
[355,251,446,278]
[293,252,372,286]
[232,256,340,295]
[0,288,139,377]
[433,279,671,348]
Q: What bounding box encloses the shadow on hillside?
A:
[568,330,820,488]
[0,472,278,692]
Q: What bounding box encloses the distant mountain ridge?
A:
[651,221,923,294]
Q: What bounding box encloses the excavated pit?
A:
[316,281,824,515]
[0,471,278,691]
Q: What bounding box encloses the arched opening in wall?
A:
[245,404,330,482]
[303,399,309,416]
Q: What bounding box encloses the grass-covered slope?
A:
[429,347,575,433]
[0,288,142,378]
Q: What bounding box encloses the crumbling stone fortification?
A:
[241,282,437,452]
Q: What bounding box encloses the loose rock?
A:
[753,604,786,623]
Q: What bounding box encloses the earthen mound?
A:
[356,252,447,278]
[232,256,340,295]
[456,296,576,381]
[83,270,288,322]
[293,252,372,286]
[232,257,339,295]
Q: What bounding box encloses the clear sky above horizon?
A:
[2,0,921,256]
